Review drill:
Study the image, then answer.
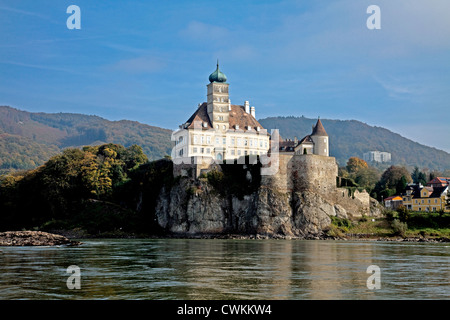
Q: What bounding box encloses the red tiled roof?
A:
[311,119,328,136]
[185,102,265,132]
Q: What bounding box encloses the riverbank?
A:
[44,228,450,243]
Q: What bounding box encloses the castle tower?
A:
[311,118,329,156]
[207,61,230,132]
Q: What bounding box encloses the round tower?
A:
[311,118,329,156]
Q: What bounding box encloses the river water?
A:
[0,239,448,300]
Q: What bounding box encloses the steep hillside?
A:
[0,106,173,173]
[258,116,450,171]
[1,106,449,173]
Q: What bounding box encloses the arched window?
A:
[217,153,223,161]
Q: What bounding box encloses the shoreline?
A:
[49,229,450,243]
[2,229,449,246]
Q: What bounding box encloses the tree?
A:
[346,157,368,173]
[379,166,412,190]
[374,165,412,201]
[395,175,408,195]
[354,166,380,190]
[411,166,428,185]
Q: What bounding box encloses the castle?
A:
[160,63,374,236]
[172,62,270,163]
[172,63,329,168]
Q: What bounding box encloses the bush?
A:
[384,209,396,221]
[331,216,353,229]
[391,219,408,237]
[396,205,410,222]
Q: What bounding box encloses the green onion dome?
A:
[209,61,227,83]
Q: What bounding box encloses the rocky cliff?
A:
[155,160,381,238]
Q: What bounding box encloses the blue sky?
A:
[1,0,450,152]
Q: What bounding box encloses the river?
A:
[0,239,448,299]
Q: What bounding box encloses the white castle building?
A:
[172,63,271,162]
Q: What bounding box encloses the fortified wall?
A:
[262,153,371,217]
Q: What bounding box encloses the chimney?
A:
[244,101,250,113]
[294,136,298,143]
[250,106,255,118]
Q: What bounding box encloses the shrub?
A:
[391,219,408,237]
[384,209,396,221]
[396,205,410,222]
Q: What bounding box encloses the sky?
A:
[1,0,449,152]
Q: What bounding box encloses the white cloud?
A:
[180,21,231,43]
[109,56,166,74]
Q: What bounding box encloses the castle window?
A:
[231,138,235,145]
[179,149,184,156]
[244,139,248,146]
[223,138,226,145]
[206,148,210,154]
[238,150,241,156]
[194,136,198,144]
[193,147,197,153]
[231,150,235,156]
[237,138,242,146]
[201,148,204,154]
[217,153,223,161]
[201,136,204,144]
[260,140,263,147]
[215,137,219,144]
[249,140,253,147]
[223,125,226,130]
[216,124,219,130]
[207,136,211,144]
[265,142,268,148]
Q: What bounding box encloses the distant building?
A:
[363,151,391,163]
[384,196,403,210]
[427,177,450,188]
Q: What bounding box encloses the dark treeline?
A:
[0,143,174,235]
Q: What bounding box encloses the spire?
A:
[311,118,328,136]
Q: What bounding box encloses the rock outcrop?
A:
[156,154,381,239]
[155,176,374,238]
[0,231,81,246]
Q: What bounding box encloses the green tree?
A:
[395,175,408,195]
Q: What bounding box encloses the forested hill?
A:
[258,116,450,171]
[1,106,449,173]
[0,106,173,173]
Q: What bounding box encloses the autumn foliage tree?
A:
[0,143,149,231]
[346,157,368,173]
